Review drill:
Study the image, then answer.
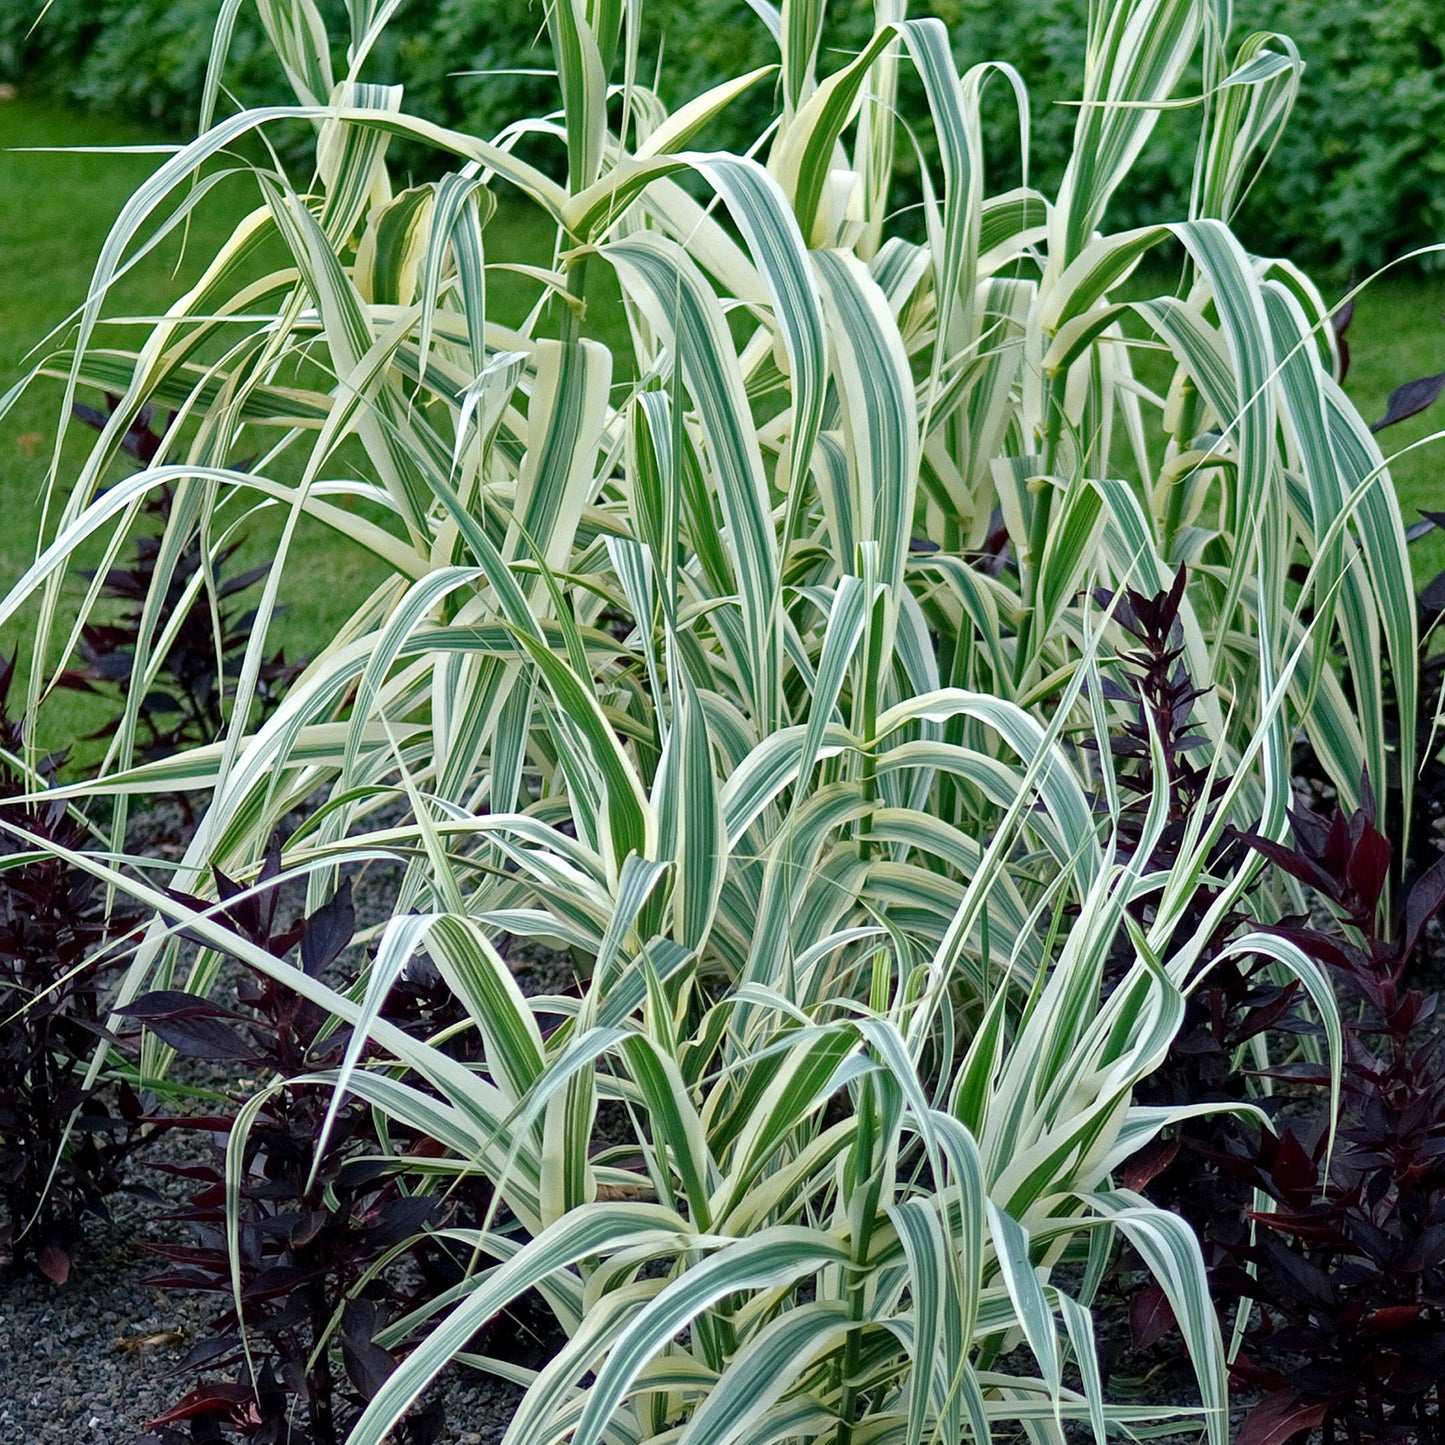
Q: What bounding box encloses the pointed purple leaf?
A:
[1370,371,1445,432]
[1236,1393,1328,1445]
[300,880,355,977]
[1402,851,1445,962]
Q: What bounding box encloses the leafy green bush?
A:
[4,0,692,167]
[952,0,1445,276]
[0,0,1418,1437]
[1,0,277,122]
[1254,0,1445,275]
[7,0,1443,274]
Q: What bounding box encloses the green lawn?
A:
[0,95,616,759]
[1336,272,1445,582]
[0,96,275,754]
[2,92,1443,759]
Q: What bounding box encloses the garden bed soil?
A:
[0,1188,523,1444]
[0,808,578,1443]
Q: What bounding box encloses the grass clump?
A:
[0,0,1438,1441]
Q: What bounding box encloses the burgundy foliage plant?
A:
[128,845,529,1444]
[0,656,141,1282]
[1213,783,1445,1443]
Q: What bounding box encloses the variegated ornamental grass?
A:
[0,0,1413,1438]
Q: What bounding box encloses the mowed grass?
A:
[1338,271,1445,581]
[0,94,627,761]
[1,92,1442,757]
[0,96,398,756]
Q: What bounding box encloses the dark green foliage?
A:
[951,0,1445,277]
[3,0,718,171]
[2,0,291,123]
[1236,0,1445,277]
[9,0,1439,274]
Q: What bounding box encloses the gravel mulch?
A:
[0,800,575,1444]
[0,1126,529,1444]
[0,1187,209,1444]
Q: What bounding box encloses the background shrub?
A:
[6,0,1443,276]
[952,0,1445,276]
[0,0,284,125]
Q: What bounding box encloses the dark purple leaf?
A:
[1403,851,1445,961]
[288,1210,330,1248]
[1357,766,1378,827]
[72,401,113,433]
[178,1335,242,1371]
[125,1010,252,1061]
[145,1383,255,1426]
[1240,832,1338,896]
[341,1299,397,1399]
[141,1269,231,1293]
[1232,984,1302,1044]
[256,836,285,934]
[1331,299,1354,382]
[1236,1392,1328,1445]
[1420,570,1445,615]
[1265,1130,1320,1198]
[364,1194,440,1248]
[1370,371,1445,432]
[117,992,255,1059]
[1402,1222,1445,1272]
[336,1157,391,1191]
[1252,1061,1331,1087]
[1286,801,1333,860]
[212,865,261,942]
[215,564,272,599]
[1129,1281,1176,1350]
[1120,1135,1179,1193]
[1257,1233,1335,1309]
[300,880,355,977]
[1346,821,1391,917]
[37,1243,71,1285]
[1264,922,1353,972]
[117,990,244,1024]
